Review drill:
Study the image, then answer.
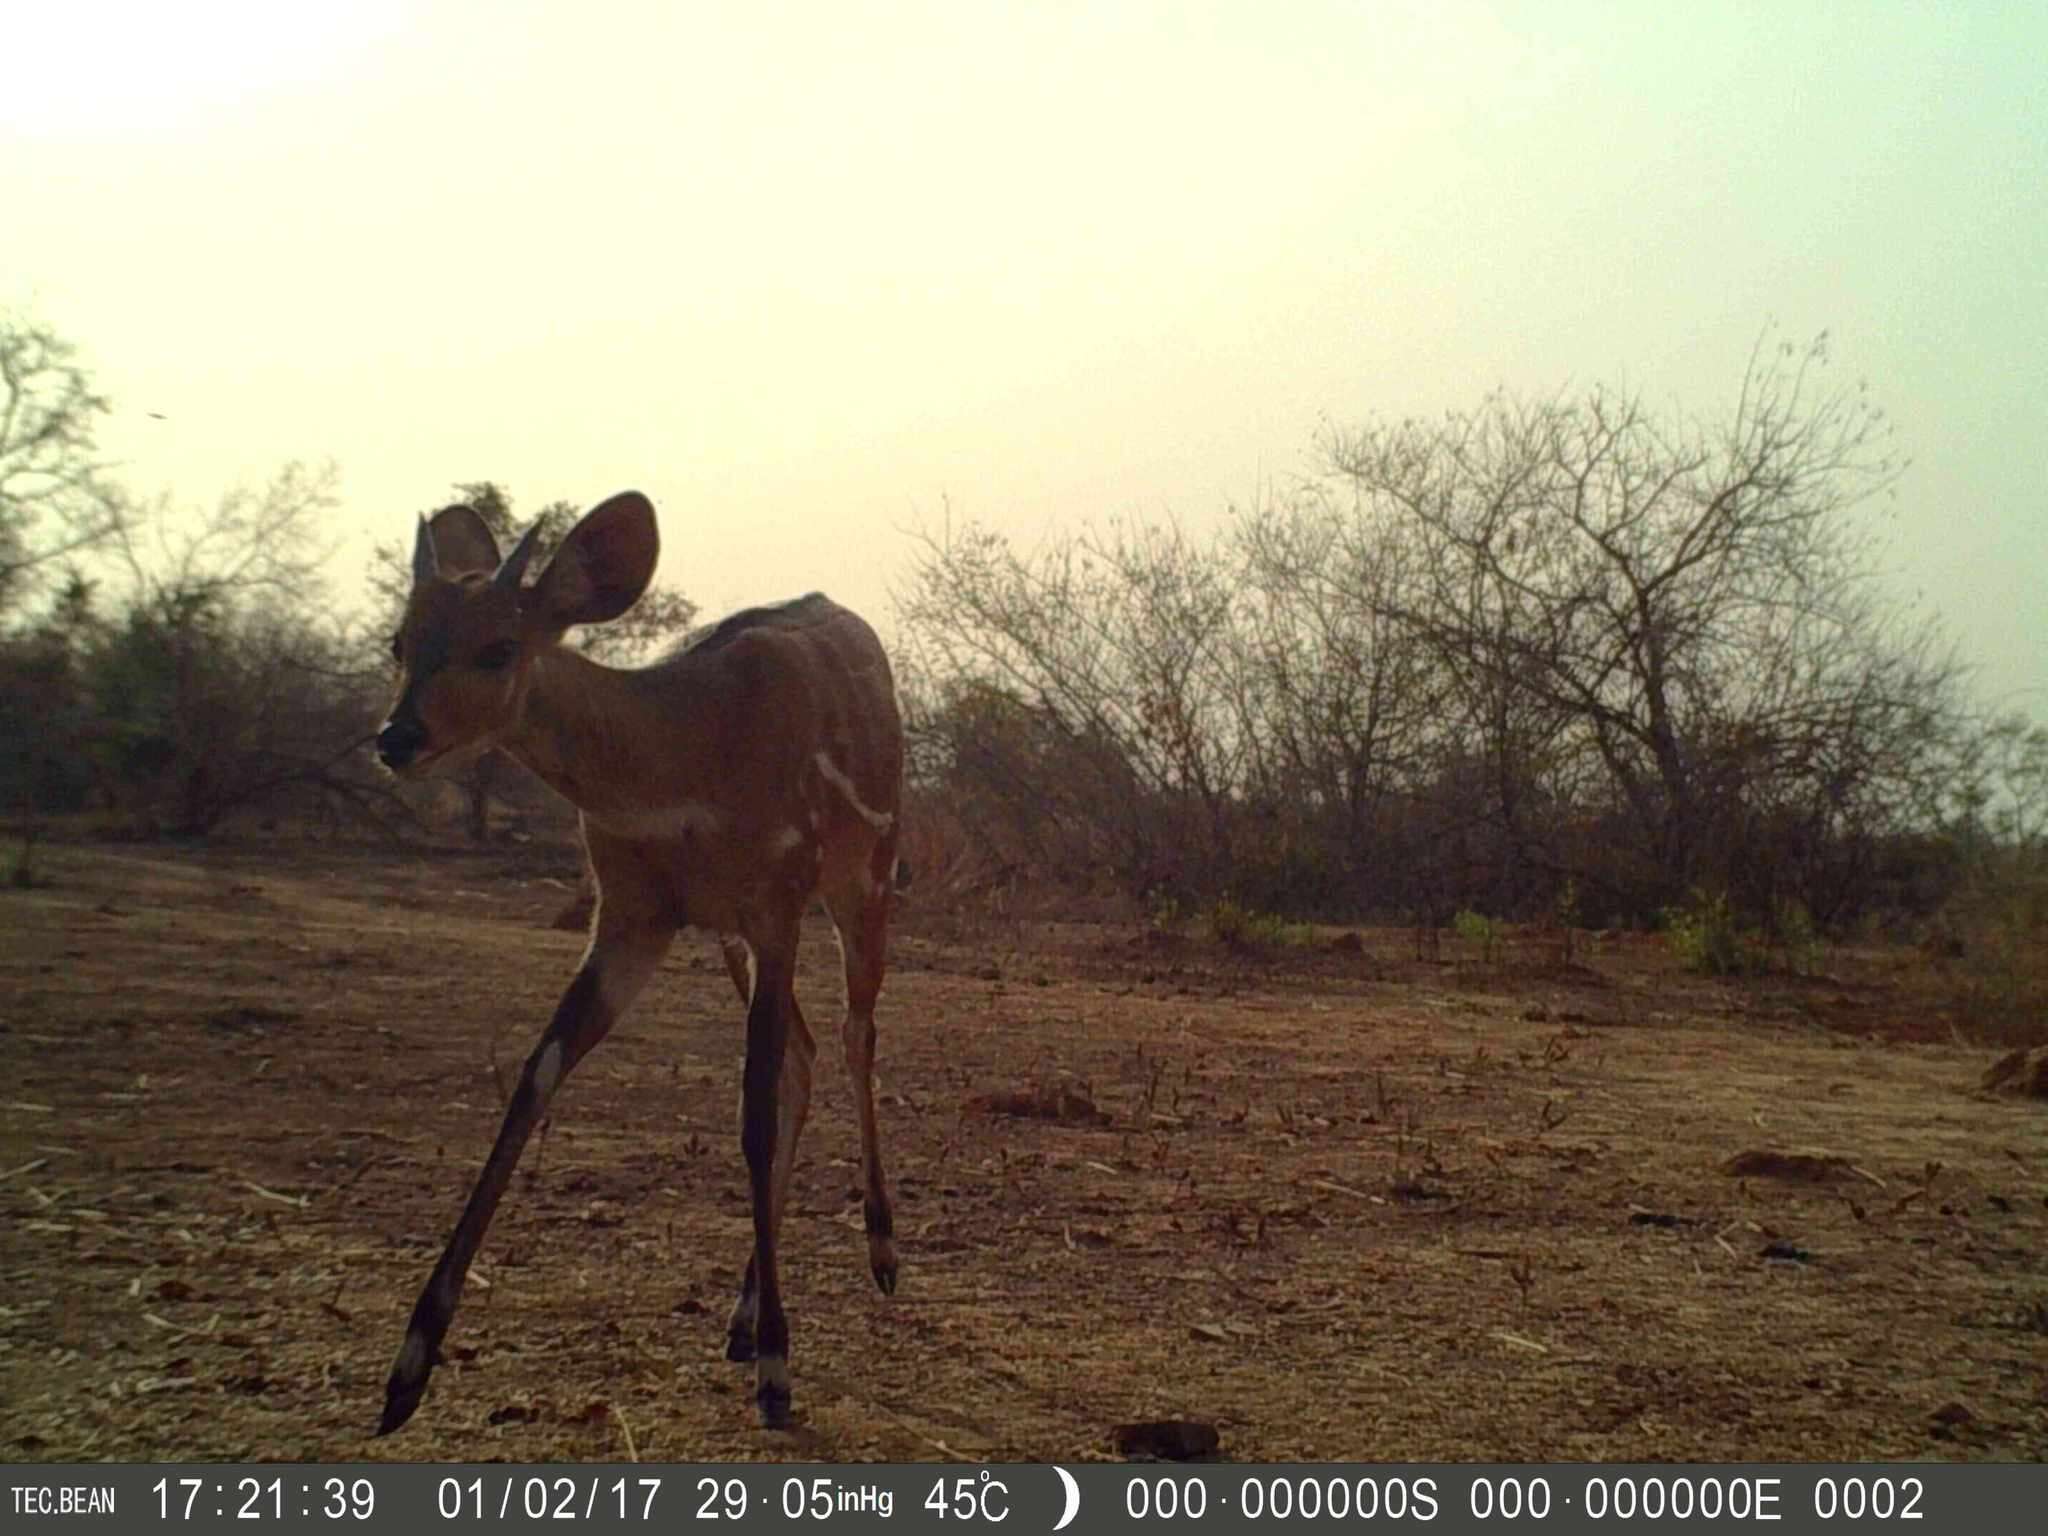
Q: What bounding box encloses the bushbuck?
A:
[373,491,902,1432]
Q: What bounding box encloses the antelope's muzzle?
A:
[376,715,427,772]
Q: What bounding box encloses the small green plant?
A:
[1555,878,1581,963]
[1941,877,2048,1046]
[1663,888,1765,976]
[1451,908,1500,965]
[1203,898,1315,949]
[1772,899,1823,976]
[7,829,49,890]
[1205,897,1249,946]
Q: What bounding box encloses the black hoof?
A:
[757,1381,792,1430]
[377,1378,424,1437]
[872,1261,898,1296]
[725,1328,757,1363]
[378,1324,439,1436]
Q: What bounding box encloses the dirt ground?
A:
[2,840,2044,1464]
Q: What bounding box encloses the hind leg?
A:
[718,932,817,1379]
[718,933,762,1357]
[823,839,899,1294]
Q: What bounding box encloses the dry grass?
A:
[1,841,2045,1464]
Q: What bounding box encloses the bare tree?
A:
[113,460,340,613]
[1320,331,1960,917]
[895,336,1988,933]
[0,572,104,878]
[1230,486,1460,910]
[81,461,404,835]
[897,511,1254,900]
[0,313,129,622]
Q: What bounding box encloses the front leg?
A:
[377,922,672,1435]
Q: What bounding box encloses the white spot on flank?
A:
[812,753,894,833]
[533,1041,564,1101]
[768,825,806,858]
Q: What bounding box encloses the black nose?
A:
[377,717,426,769]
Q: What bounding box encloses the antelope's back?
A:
[670,593,902,817]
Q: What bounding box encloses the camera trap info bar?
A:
[5,1463,2037,1535]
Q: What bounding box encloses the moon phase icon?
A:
[1053,1466,1080,1531]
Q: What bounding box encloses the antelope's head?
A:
[376,490,659,776]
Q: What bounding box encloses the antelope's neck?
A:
[503,648,694,819]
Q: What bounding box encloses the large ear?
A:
[524,491,659,629]
[425,505,502,579]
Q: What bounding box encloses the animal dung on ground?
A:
[1928,1401,1977,1441]
[1628,1209,1695,1229]
[1719,1149,1853,1184]
[1112,1419,1222,1461]
[966,1082,1109,1126]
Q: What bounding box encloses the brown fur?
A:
[374,492,903,1436]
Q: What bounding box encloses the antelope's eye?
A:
[474,640,519,671]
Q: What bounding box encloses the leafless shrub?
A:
[0,313,130,621]
[897,334,2011,939]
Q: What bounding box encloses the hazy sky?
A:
[5,1,2042,709]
